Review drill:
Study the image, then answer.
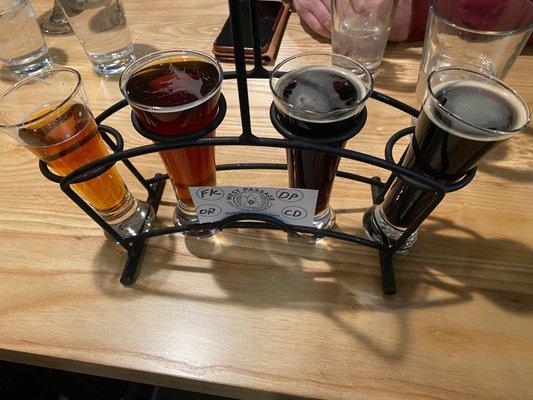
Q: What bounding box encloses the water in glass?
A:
[59,0,134,74]
[0,0,51,76]
[332,14,391,75]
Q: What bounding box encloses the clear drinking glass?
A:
[0,67,154,238]
[57,0,135,74]
[363,67,530,251]
[415,0,533,106]
[120,50,223,238]
[40,0,72,35]
[0,0,52,77]
[332,0,399,77]
[270,53,373,235]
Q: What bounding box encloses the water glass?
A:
[40,0,72,35]
[415,0,533,105]
[0,0,52,77]
[332,0,399,76]
[57,0,135,74]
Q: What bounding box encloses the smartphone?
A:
[213,0,289,62]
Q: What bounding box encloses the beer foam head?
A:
[273,65,371,123]
[424,79,530,141]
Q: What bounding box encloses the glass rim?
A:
[426,66,531,136]
[119,49,224,114]
[429,0,533,34]
[0,67,82,129]
[269,52,374,119]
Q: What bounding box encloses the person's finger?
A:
[302,11,331,38]
[310,0,332,35]
[320,0,331,12]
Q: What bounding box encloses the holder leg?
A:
[370,176,383,205]
[379,250,397,295]
[369,176,397,294]
[120,176,166,286]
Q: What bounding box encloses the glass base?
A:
[362,205,418,252]
[368,65,381,79]
[290,205,335,241]
[6,47,52,77]
[107,199,155,239]
[40,19,72,35]
[173,203,218,238]
[89,44,135,75]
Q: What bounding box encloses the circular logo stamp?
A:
[228,189,274,212]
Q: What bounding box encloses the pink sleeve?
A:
[389,0,412,42]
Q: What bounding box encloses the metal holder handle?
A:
[38,0,476,294]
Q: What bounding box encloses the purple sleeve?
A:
[406,0,532,43]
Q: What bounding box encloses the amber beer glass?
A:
[120,50,223,237]
[0,68,154,238]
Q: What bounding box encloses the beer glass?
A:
[0,67,154,238]
[120,50,223,237]
[415,0,533,106]
[270,53,373,234]
[364,67,530,251]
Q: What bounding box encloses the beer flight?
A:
[0,50,529,250]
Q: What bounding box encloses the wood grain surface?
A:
[0,1,532,399]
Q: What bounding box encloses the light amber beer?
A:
[20,102,128,213]
[0,67,154,238]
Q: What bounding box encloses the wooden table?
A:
[1,1,532,399]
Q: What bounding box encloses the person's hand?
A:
[292,0,332,38]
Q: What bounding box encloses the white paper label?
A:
[190,186,318,227]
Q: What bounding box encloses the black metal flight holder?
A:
[37,90,477,294]
[37,93,475,294]
[248,0,269,76]
[228,0,254,139]
[49,95,465,292]
[34,0,478,294]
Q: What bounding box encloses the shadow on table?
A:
[48,47,69,66]
[475,127,533,183]
[376,42,422,94]
[410,215,533,314]
[91,196,532,363]
[133,43,160,59]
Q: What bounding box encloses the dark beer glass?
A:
[120,50,223,237]
[270,53,373,233]
[363,67,530,250]
[0,67,154,238]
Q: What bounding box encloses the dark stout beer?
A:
[274,65,365,214]
[381,80,527,228]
